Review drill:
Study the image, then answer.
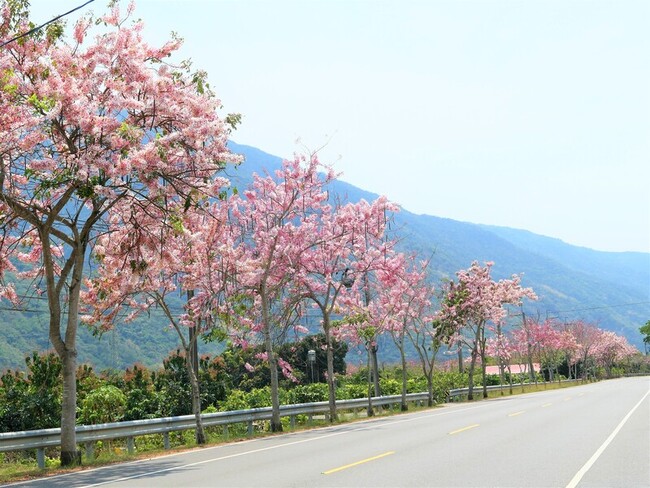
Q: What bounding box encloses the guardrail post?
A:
[85,442,94,460]
[163,432,170,450]
[223,425,229,439]
[36,448,45,469]
[307,414,313,425]
[247,421,254,437]
[290,415,296,430]
[127,436,135,454]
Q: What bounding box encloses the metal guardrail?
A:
[1,381,579,468]
[0,393,431,468]
[448,383,529,400]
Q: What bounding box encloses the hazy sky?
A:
[29,0,650,253]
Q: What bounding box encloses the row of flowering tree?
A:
[434,261,538,400]
[83,150,399,433]
[0,0,405,461]
[491,318,638,383]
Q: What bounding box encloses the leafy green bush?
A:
[219,390,249,412]
[337,383,367,400]
[0,352,62,432]
[218,387,287,411]
[287,383,329,404]
[406,376,428,393]
[379,378,401,396]
[78,385,126,425]
[245,387,273,408]
[124,388,160,421]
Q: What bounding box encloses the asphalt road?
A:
[11,376,649,488]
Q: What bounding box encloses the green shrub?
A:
[78,385,126,425]
[219,390,249,412]
[406,376,428,393]
[287,383,329,404]
[337,383,367,400]
[379,378,401,396]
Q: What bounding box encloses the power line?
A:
[0,0,95,48]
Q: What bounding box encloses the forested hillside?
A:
[1,142,647,371]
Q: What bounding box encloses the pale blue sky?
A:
[29,1,650,252]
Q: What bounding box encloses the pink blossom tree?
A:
[563,320,603,380]
[592,330,637,378]
[299,195,398,420]
[216,154,338,432]
[436,261,537,400]
[0,3,237,464]
[486,330,516,392]
[336,250,407,416]
[82,189,237,444]
[335,296,384,417]
[512,312,543,383]
[380,253,436,409]
[536,320,582,383]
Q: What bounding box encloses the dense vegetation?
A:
[2,335,647,434]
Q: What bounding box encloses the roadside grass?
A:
[0,379,586,484]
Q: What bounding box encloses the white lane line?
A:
[565,388,650,488]
[80,429,354,487]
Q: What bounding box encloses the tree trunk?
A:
[479,324,488,399]
[498,361,505,395]
[51,240,85,467]
[266,344,283,432]
[49,240,86,467]
[399,340,408,411]
[185,291,205,443]
[457,341,464,373]
[366,346,374,417]
[60,348,80,466]
[261,291,282,432]
[426,374,434,407]
[527,348,536,384]
[507,365,513,394]
[481,355,488,399]
[324,320,337,422]
[467,346,478,401]
[186,352,206,444]
[370,344,381,398]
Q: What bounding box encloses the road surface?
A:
[10,376,649,487]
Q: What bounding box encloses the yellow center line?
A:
[449,423,480,435]
[323,451,395,475]
[542,403,553,408]
[508,411,525,417]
